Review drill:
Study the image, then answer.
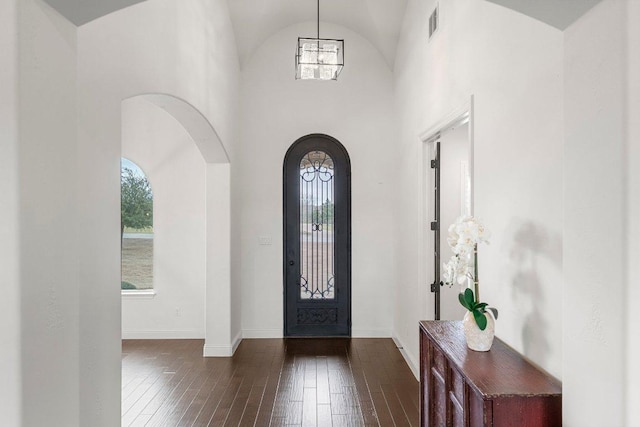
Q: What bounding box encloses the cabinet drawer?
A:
[432,369,447,427]
[450,392,465,427]
[451,366,465,403]
[432,345,446,377]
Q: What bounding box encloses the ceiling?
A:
[485,0,601,30]
[43,0,409,69]
[43,0,601,67]
[43,0,146,26]
[227,0,408,69]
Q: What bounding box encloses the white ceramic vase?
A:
[463,310,495,352]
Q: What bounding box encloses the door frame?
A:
[419,96,475,320]
[282,133,352,337]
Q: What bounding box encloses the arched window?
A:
[120,158,153,290]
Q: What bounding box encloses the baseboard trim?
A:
[352,329,392,338]
[122,330,205,340]
[231,330,242,354]
[202,331,243,357]
[392,334,419,380]
[203,344,233,357]
[242,329,283,339]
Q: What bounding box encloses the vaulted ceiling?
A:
[43,0,146,26]
[227,0,408,68]
[44,0,600,68]
[43,0,408,69]
[485,0,601,30]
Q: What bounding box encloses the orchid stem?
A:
[473,244,479,303]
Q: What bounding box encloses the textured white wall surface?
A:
[77,1,239,424]
[205,163,235,356]
[14,0,80,425]
[121,97,207,339]
[627,1,640,423]
[235,22,397,339]
[0,1,21,425]
[394,0,564,380]
[564,1,634,425]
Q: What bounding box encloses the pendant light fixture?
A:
[295,0,344,80]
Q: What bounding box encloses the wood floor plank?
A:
[316,356,331,405]
[204,374,244,426]
[380,383,412,426]
[317,404,333,426]
[302,387,317,426]
[238,383,266,426]
[369,391,395,427]
[175,360,228,426]
[285,400,303,425]
[254,353,284,425]
[122,338,418,427]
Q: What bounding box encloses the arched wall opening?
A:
[121,94,232,353]
[76,2,241,420]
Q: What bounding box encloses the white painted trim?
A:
[202,331,243,357]
[203,344,234,357]
[419,95,475,320]
[122,329,204,339]
[352,329,393,338]
[121,289,156,299]
[242,329,283,339]
[231,330,243,354]
[419,97,473,143]
[392,334,420,380]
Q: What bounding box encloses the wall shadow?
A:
[504,220,562,367]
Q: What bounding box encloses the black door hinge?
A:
[430,281,443,292]
[430,221,438,231]
[431,159,439,169]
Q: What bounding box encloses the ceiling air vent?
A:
[429,4,439,40]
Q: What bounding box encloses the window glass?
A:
[121,158,153,290]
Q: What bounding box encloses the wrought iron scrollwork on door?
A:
[299,151,335,300]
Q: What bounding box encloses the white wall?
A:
[121,97,207,339]
[205,163,235,356]
[564,1,631,425]
[235,22,397,339]
[0,1,21,425]
[10,0,79,425]
[394,0,564,379]
[627,1,640,423]
[77,0,239,424]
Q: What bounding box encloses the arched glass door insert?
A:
[284,134,351,336]
[300,150,335,300]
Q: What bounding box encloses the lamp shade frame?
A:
[295,37,345,81]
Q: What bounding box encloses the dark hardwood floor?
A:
[122,338,419,426]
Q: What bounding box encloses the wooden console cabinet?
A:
[420,321,561,427]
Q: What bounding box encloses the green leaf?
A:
[472,309,487,330]
[458,292,472,311]
[487,307,499,320]
[463,288,475,307]
[475,302,488,311]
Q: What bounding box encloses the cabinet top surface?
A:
[420,320,561,398]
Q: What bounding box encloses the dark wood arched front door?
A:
[283,134,351,336]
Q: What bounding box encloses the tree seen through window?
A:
[121,158,153,290]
